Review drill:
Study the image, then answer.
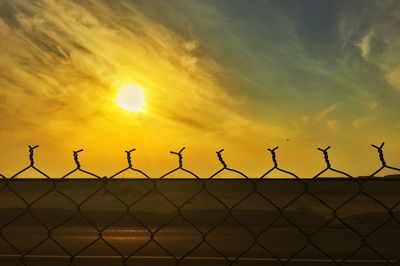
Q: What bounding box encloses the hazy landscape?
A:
[1,177,399,265]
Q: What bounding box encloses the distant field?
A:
[0,178,399,265]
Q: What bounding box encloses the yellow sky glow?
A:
[0,1,399,178]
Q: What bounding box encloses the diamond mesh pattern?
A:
[0,143,399,265]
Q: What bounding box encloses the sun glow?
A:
[116,84,145,112]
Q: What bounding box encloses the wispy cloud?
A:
[0,1,244,133]
[0,0,399,176]
[356,31,373,61]
[386,65,400,91]
[316,104,338,122]
[352,116,375,129]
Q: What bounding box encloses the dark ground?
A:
[0,178,399,265]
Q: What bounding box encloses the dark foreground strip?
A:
[0,254,396,263]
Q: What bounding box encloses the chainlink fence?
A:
[0,143,399,265]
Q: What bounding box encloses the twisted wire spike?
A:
[28,145,39,166]
[267,147,279,168]
[318,146,331,169]
[73,149,84,169]
[170,147,185,168]
[125,148,136,168]
[216,149,227,169]
[371,142,386,167]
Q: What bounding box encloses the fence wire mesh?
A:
[0,143,399,265]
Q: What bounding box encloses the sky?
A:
[0,0,399,177]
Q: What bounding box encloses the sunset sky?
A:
[0,0,399,177]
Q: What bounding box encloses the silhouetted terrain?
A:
[0,178,399,265]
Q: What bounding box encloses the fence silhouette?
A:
[0,143,399,265]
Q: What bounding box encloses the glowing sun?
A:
[116,84,145,112]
